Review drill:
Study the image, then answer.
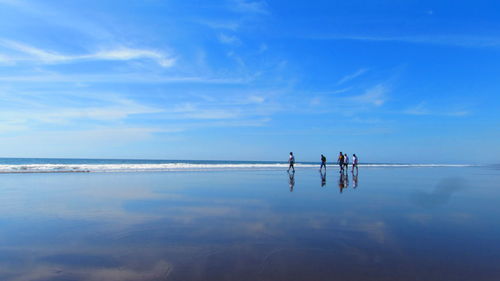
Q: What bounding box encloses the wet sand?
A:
[0,167,499,280]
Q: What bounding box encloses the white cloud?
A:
[231,0,269,15]
[404,102,429,115]
[183,110,240,119]
[246,95,265,104]
[0,53,15,65]
[199,19,240,31]
[165,94,274,120]
[0,96,164,126]
[227,95,267,105]
[310,34,500,48]
[0,39,67,62]
[337,68,368,85]
[447,110,469,116]
[218,33,241,45]
[203,117,271,128]
[90,48,175,67]
[350,84,388,106]
[171,103,240,119]
[330,88,352,94]
[172,102,198,113]
[0,73,249,84]
[0,0,24,7]
[404,102,470,117]
[0,39,175,67]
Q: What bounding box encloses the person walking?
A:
[352,153,358,173]
[337,152,344,173]
[344,153,349,172]
[320,154,327,171]
[288,152,295,173]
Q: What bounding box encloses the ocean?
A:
[0,157,473,173]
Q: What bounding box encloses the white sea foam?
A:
[0,163,474,173]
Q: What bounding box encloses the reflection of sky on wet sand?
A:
[0,168,499,280]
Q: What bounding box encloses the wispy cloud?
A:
[230,0,269,15]
[337,68,368,85]
[297,83,390,117]
[0,94,164,127]
[91,49,175,67]
[197,19,240,31]
[403,102,430,115]
[0,0,28,8]
[0,73,250,84]
[202,117,271,128]
[330,88,352,94]
[244,95,265,104]
[309,34,500,48]
[218,33,241,45]
[404,102,469,117]
[0,53,14,65]
[349,84,388,106]
[171,103,240,120]
[0,39,175,67]
[0,0,114,41]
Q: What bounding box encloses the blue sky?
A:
[0,0,498,163]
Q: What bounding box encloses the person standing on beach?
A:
[337,152,344,173]
[344,153,349,171]
[288,152,295,173]
[320,154,327,171]
[352,153,358,173]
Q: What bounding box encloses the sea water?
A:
[0,157,472,172]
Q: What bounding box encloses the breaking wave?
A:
[0,163,473,173]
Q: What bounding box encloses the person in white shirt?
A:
[352,154,358,173]
[343,153,349,171]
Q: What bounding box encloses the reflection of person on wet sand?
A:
[344,172,349,188]
[320,170,326,187]
[288,171,295,192]
[338,172,345,193]
[352,171,358,189]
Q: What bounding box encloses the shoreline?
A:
[0,164,476,174]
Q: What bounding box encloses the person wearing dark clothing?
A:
[288,152,295,173]
[337,152,344,173]
[320,154,327,171]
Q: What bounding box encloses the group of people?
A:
[336,152,358,173]
[287,151,359,173]
[287,162,358,192]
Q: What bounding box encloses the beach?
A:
[0,165,499,280]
